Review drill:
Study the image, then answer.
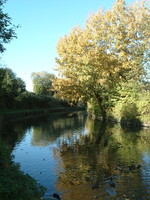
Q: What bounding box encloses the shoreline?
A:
[1,108,149,128]
[88,114,150,128]
[0,107,85,122]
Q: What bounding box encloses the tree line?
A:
[0,0,150,123]
[0,67,70,111]
[0,0,71,111]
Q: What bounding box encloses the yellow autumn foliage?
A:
[53,0,150,118]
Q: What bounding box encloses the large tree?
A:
[0,0,17,53]
[53,0,150,119]
[31,71,55,96]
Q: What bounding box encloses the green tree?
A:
[0,67,26,109]
[0,0,17,53]
[111,80,150,124]
[53,0,150,119]
[31,71,55,96]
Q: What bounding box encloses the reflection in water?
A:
[53,117,150,200]
[1,112,150,199]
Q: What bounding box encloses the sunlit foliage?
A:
[32,71,55,96]
[110,81,150,124]
[53,0,150,119]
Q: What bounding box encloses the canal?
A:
[1,111,150,199]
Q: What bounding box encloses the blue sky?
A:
[1,0,134,91]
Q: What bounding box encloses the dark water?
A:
[1,112,150,200]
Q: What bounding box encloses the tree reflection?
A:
[53,118,150,200]
[31,112,87,146]
[1,112,150,199]
[0,120,30,148]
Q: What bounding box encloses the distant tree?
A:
[31,71,55,96]
[15,77,26,93]
[0,67,26,109]
[0,0,17,53]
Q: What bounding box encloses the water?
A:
[1,112,150,199]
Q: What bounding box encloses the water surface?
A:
[2,112,150,199]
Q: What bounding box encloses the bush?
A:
[15,92,53,109]
[110,82,150,125]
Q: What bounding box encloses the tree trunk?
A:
[97,97,107,120]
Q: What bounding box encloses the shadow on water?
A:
[1,112,150,200]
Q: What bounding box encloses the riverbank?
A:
[0,140,46,200]
[0,106,85,122]
[88,113,150,128]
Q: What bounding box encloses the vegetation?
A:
[110,81,150,125]
[0,0,17,53]
[31,72,55,96]
[0,140,46,200]
[0,2,47,199]
[1,0,149,124]
[0,67,26,109]
[53,0,150,122]
[0,1,149,199]
[0,67,77,112]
